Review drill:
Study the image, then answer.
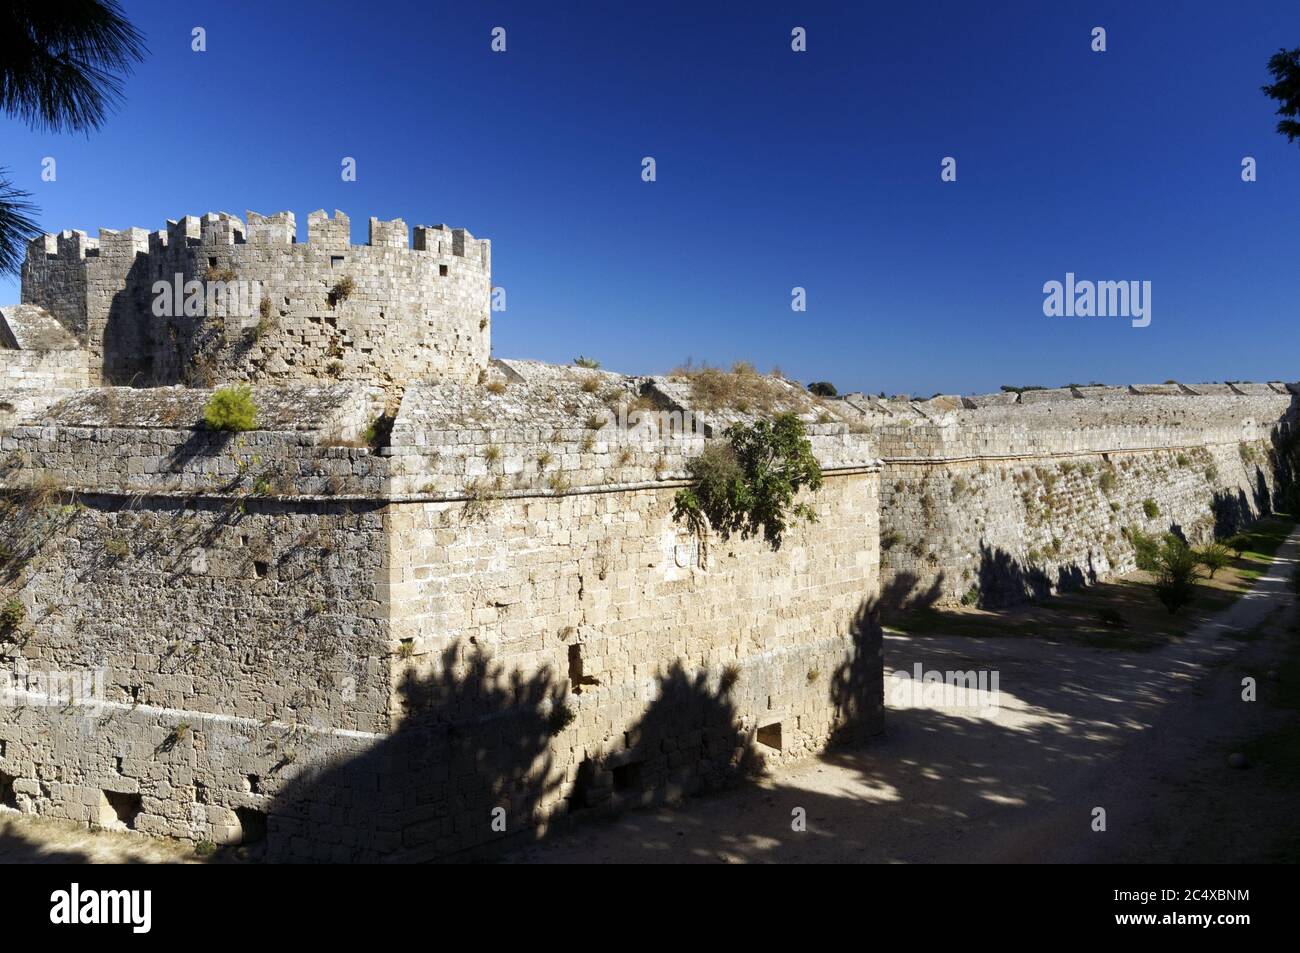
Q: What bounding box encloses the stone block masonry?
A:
[19,210,490,388]
[0,335,884,859]
[856,389,1299,608]
[2,206,1296,859]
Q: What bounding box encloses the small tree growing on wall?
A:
[202,385,258,432]
[673,412,822,547]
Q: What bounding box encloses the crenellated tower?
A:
[18,209,491,387]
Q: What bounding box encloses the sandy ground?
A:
[3,529,1297,864]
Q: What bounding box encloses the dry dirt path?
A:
[500,528,1300,864]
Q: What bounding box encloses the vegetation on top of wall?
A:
[673,412,822,547]
[1142,498,1160,519]
[573,355,600,369]
[363,411,395,450]
[672,361,804,415]
[807,381,837,397]
[202,385,258,432]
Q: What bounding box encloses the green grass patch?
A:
[1234,514,1294,580]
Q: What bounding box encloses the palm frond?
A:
[0,170,40,276]
[0,0,147,133]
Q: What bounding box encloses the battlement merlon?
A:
[413,223,491,271]
[25,210,489,269]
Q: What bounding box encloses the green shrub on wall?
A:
[673,412,822,547]
[203,385,258,432]
[0,598,24,632]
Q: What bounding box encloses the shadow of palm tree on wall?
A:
[260,586,887,862]
[584,660,760,811]
[975,543,1055,608]
[263,640,567,862]
[828,597,885,747]
[878,569,945,612]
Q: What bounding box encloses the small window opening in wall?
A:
[568,758,596,810]
[114,756,124,775]
[756,722,783,752]
[0,770,17,809]
[195,781,209,804]
[101,790,141,830]
[246,774,262,794]
[0,739,7,758]
[330,255,345,268]
[235,807,267,845]
[566,643,600,693]
[208,256,218,268]
[611,760,644,792]
[253,560,269,579]
[439,264,449,277]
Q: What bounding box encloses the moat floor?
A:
[3,529,1297,865]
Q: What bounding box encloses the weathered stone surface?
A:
[2,207,1295,861]
[0,220,886,859]
[0,304,80,351]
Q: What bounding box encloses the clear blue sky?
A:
[2,0,1297,395]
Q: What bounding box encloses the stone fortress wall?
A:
[0,217,884,859]
[841,384,1299,608]
[0,370,882,859]
[1,207,1296,859]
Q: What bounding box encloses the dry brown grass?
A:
[670,361,807,414]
